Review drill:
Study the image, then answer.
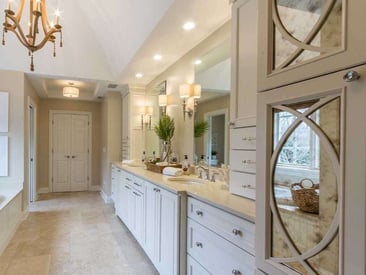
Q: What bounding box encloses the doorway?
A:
[204,108,229,167]
[28,97,37,202]
[49,111,92,192]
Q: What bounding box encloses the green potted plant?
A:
[194,120,209,138]
[154,115,175,161]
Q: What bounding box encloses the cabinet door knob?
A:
[153,187,160,192]
[232,229,241,236]
[232,270,241,275]
[196,210,203,216]
[71,155,76,159]
[343,70,360,82]
[229,121,235,127]
[195,242,203,248]
[65,155,70,158]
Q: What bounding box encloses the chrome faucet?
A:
[196,165,209,180]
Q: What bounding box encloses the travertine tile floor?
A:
[0,192,159,275]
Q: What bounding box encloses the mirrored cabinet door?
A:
[256,64,366,275]
[258,0,366,92]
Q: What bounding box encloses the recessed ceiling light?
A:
[182,21,196,31]
[194,59,202,65]
[135,73,143,78]
[153,54,162,61]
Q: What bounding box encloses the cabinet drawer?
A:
[230,150,256,173]
[231,127,256,150]
[188,197,255,255]
[131,176,145,193]
[187,218,255,275]
[187,255,210,275]
[230,171,256,200]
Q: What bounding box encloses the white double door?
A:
[51,112,90,192]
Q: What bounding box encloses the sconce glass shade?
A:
[63,86,79,98]
[159,94,167,106]
[179,84,191,98]
[193,84,201,99]
[145,106,153,115]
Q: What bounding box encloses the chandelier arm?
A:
[4,15,35,51]
[31,14,42,47]
[32,28,61,50]
[14,0,26,22]
[40,0,51,34]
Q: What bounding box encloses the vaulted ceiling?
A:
[0,0,231,100]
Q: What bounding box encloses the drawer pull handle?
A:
[125,177,132,181]
[242,184,255,190]
[133,191,141,197]
[195,242,203,248]
[232,270,241,275]
[196,210,203,216]
[125,185,131,190]
[242,160,256,165]
[133,182,142,187]
[153,187,160,192]
[242,136,256,141]
[232,229,242,236]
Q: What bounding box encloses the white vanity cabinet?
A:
[116,170,146,245]
[230,0,258,128]
[144,180,180,275]
[187,197,255,275]
[111,165,119,203]
[229,0,258,200]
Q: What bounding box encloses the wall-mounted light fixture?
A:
[158,94,168,115]
[141,106,153,130]
[179,83,201,120]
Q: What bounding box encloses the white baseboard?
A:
[100,189,113,204]
[38,187,49,194]
[89,185,101,192]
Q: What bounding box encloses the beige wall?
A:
[0,70,25,186]
[145,21,231,162]
[100,92,122,196]
[23,76,40,209]
[37,99,102,190]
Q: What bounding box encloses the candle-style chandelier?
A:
[2,0,63,71]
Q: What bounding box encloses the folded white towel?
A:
[122,159,135,164]
[162,167,183,176]
[156,161,169,166]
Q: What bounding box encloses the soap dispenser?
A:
[181,155,191,175]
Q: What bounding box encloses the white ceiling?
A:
[0,0,231,100]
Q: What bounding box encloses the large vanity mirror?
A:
[143,81,166,159]
[194,38,231,166]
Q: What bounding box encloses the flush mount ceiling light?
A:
[63,83,79,98]
[135,73,143,78]
[182,21,195,31]
[2,0,63,71]
[153,54,162,61]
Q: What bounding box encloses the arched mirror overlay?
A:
[273,0,343,70]
[270,95,341,274]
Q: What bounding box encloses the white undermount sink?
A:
[167,177,207,185]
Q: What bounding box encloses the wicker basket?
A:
[291,178,319,214]
[145,162,182,174]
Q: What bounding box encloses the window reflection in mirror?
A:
[271,97,341,274]
[194,38,230,166]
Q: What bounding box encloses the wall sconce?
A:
[158,94,168,115]
[179,83,201,120]
[141,106,153,129]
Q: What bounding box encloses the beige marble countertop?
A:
[112,162,256,222]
